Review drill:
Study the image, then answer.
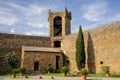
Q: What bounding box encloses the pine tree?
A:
[76,25,86,70]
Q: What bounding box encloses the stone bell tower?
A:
[48,7,72,37]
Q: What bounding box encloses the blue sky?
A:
[0,0,120,36]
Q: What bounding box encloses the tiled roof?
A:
[22,46,61,53]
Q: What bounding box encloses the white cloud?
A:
[113,14,120,21]
[6,3,46,17]
[26,21,48,28]
[101,13,120,24]
[0,7,13,12]
[10,28,16,33]
[81,1,108,21]
[0,8,18,26]
[25,31,48,36]
[29,5,46,16]
[4,2,48,28]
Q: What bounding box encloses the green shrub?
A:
[60,66,69,73]
[19,67,26,73]
[101,66,110,73]
[80,68,88,75]
[46,66,53,73]
[12,68,20,74]
[3,52,19,69]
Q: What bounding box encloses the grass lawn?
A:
[1,73,120,78]
[41,73,63,76]
[41,73,120,78]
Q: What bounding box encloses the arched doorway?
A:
[66,60,70,70]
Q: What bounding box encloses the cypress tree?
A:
[76,25,86,70]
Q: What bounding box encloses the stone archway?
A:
[54,16,62,36]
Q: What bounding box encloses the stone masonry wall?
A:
[61,34,77,71]
[22,51,63,73]
[0,33,51,74]
[62,21,120,74]
[0,21,120,74]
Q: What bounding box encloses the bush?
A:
[80,68,88,75]
[19,67,26,73]
[101,66,110,73]
[46,66,53,73]
[60,66,69,73]
[3,52,19,69]
[12,68,20,74]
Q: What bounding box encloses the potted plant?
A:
[19,67,26,76]
[60,66,69,77]
[80,68,88,80]
[101,66,110,77]
[46,66,53,74]
[12,68,19,78]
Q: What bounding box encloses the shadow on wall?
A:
[87,32,96,73]
[64,55,70,70]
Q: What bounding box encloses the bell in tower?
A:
[54,16,62,36]
[48,7,72,37]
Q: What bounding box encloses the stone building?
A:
[0,8,120,74]
[21,46,64,73]
[21,7,72,73]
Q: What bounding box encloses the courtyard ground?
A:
[0,76,120,80]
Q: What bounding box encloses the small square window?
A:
[100,61,103,64]
[54,41,61,47]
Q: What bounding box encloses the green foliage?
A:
[101,66,110,73]
[3,52,19,69]
[80,68,88,75]
[76,26,86,70]
[46,66,53,73]
[1,73,120,78]
[19,67,26,73]
[12,68,20,74]
[60,66,69,73]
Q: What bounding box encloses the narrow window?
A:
[56,56,60,70]
[34,62,39,71]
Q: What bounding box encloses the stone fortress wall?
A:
[0,33,51,74]
[0,21,120,74]
[62,21,120,74]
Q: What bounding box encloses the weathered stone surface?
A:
[0,8,120,75]
[62,21,120,74]
[21,46,63,73]
[48,8,71,37]
[0,33,51,74]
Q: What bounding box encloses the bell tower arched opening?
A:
[48,8,71,37]
[54,16,62,36]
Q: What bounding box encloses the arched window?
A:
[54,16,62,36]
